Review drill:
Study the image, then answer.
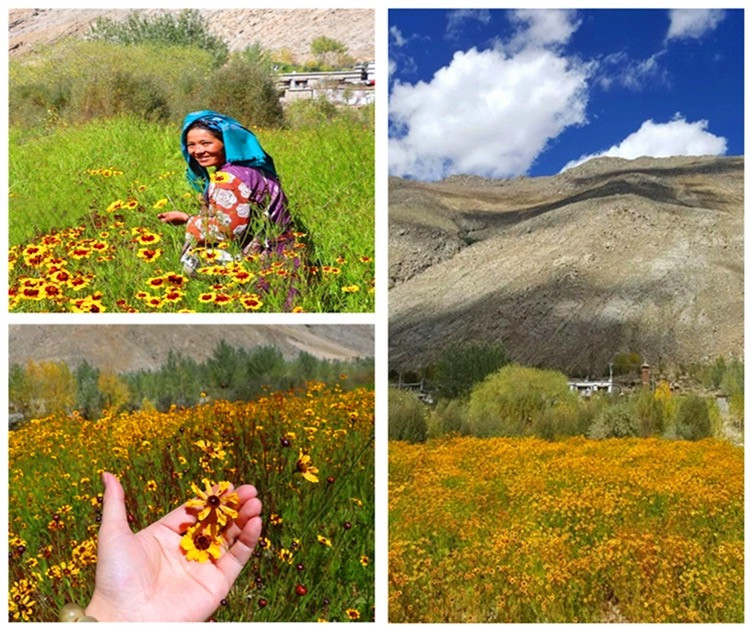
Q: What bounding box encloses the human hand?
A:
[85,472,262,622]
[158,211,190,224]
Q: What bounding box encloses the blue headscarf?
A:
[181,110,278,192]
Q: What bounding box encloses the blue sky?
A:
[388,9,743,180]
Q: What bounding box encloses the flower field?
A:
[389,436,743,623]
[9,381,374,622]
[9,115,374,313]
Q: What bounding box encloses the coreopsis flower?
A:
[296,449,319,483]
[194,439,226,460]
[317,535,332,548]
[180,522,223,563]
[345,608,361,620]
[137,248,161,262]
[185,479,239,527]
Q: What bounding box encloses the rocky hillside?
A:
[390,155,743,376]
[9,8,374,61]
[9,325,373,373]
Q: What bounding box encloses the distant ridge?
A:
[10,325,373,373]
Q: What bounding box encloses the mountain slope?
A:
[9,325,373,373]
[9,9,374,61]
[389,155,743,375]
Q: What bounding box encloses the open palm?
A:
[85,472,262,622]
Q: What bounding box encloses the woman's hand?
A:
[158,211,190,225]
[85,472,263,622]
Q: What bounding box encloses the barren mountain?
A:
[8,8,374,61]
[9,325,373,373]
[390,155,743,376]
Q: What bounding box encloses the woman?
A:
[159,110,297,265]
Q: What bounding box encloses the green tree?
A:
[75,360,102,420]
[9,363,31,417]
[431,340,508,400]
[310,36,352,69]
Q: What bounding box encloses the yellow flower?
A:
[180,522,223,563]
[360,555,370,567]
[317,535,332,548]
[185,479,239,527]
[345,608,361,620]
[137,248,162,262]
[146,479,157,492]
[342,285,360,293]
[296,449,319,483]
[153,198,168,209]
[194,439,226,460]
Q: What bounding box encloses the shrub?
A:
[432,397,470,436]
[467,365,576,437]
[534,400,588,440]
[10,40,212,127]
[634,389,664,437]
[389,388,427,443]
[203,52,285,129]
[588,400,640,439]
[284,97,341,128]
[88,9,228,65]
[675,395,712,441]
[431,340,508,400]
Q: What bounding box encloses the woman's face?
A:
[186,128,226,168]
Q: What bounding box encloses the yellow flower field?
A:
[9,381,374,622]
[389,436,742,623]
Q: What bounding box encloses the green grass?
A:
[9,114,374,312]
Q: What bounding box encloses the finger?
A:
[223,497,262,545]
[100,472,132,539]
[235,484,258,504]
[217,515,263,584]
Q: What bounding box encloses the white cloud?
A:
[505,9,580,52]
[390,26,407,47]
[389,46,590,180]
[597,50,669,91]
[446,9,491,39]
[666,9,725,41]
[561,115,727,172]
[389,58,397,78]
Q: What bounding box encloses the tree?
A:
[98,370,130,415]
[75,360,103,420]
[9,363,31,417]
[310,36,352,69]
[431,340,508,399]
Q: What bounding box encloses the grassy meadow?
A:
[9,114,374,313]
[389,436,743,623]
[9,380,374,622]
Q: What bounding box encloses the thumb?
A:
[100,472,132,539]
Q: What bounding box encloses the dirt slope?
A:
[389,155,743,375]
[9,325,373,372]
[9,8,374,61]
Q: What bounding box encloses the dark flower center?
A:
[208,495,221,507]
[195,535,211,551]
